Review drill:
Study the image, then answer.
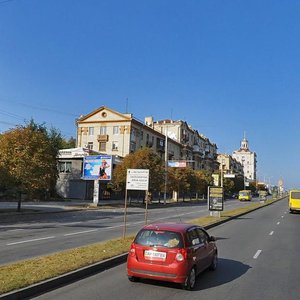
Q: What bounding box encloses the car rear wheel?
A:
[209,252,218,271]
[128,276,139,282]
[182,267,196,290]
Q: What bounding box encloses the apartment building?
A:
[76,106,182,162]
[232,136,257,181]
[75,106,219,172]
[217,154,244,176]
[153,119,218,171]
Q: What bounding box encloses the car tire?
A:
[128,276,139,282]
[182,267,196,290]
[209,252,218,271]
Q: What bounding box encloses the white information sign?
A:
[126,169,149,191]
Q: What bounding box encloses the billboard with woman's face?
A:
[82,155,112,180]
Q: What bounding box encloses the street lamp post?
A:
[163,128,168,205]
[241,157,246,190]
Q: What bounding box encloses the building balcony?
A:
[97,134,109,142]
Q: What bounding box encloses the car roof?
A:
[141,223,201,233]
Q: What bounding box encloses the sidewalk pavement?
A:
[0,197,207,213]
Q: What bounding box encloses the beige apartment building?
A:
[153,119,218,171]
[76,106,182,162]
[75,106,218,172]
[217,154,244,176]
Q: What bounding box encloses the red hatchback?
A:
[127,223,218,290]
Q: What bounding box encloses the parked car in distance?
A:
[127,223,218,290]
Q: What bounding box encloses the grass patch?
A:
[0,197,281,295]
[0,236,134,294]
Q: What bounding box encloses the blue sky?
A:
[0,0,299,189]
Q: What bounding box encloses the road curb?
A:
[0,197,286,299]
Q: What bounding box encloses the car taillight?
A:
[176,249,187,262]
[129,244,136,257]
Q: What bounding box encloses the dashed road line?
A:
[64,229,98,236]
[6,236,56,246]
[269,231,274,235]
[253,250,262,259]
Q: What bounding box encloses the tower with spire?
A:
[232,132,257,182]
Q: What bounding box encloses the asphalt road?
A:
[0,197,263,265]
[32,197,299,300]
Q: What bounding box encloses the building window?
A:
[113,126,119,135]
[58,161,72,173]
[99,142,106,151]
[88,127,94,136]
[112,141,118,151]
[140,130,144,140]
[100,126,107,135]
[87,142,93,150]
[130,128,136,142]
[130,142,136,152]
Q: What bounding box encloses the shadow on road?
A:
[193,257,251,291]
[135,257,251,291]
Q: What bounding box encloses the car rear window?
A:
[134,229,184,248]
[291,192,300,199]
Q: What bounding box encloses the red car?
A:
[127,223,218,290]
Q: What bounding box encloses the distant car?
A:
[127,223,218,290]
[238,190,252,201]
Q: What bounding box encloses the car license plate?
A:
[144,250,166,260]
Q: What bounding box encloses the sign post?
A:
[123,169,149,239]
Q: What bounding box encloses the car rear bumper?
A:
[127,258,188,283]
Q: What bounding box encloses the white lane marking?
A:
[64,229,98,236]
[63,222,84,226]
[269,231,274,235]
[6,236,55,246]
[7,229,24,232]
[253,250,262,259]
[277,222,280,225]
[281,216,284,218]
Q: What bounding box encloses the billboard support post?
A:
[93,180,99,205]
[122,188,128,239]
[123,169,149,239]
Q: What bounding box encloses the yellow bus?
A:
[289,190,300,213]
[238,190,252,201]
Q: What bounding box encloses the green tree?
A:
[223,178,235,195]
[61,137,76,149]
[194,170,213,196]
[0,120,62,210]
[112,148,165,197]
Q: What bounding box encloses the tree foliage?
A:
[0,120,63,200]
[112,148,165,193]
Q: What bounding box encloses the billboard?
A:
[208,186,224,211]
[82,155,112,180]
[168,161,187,168]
